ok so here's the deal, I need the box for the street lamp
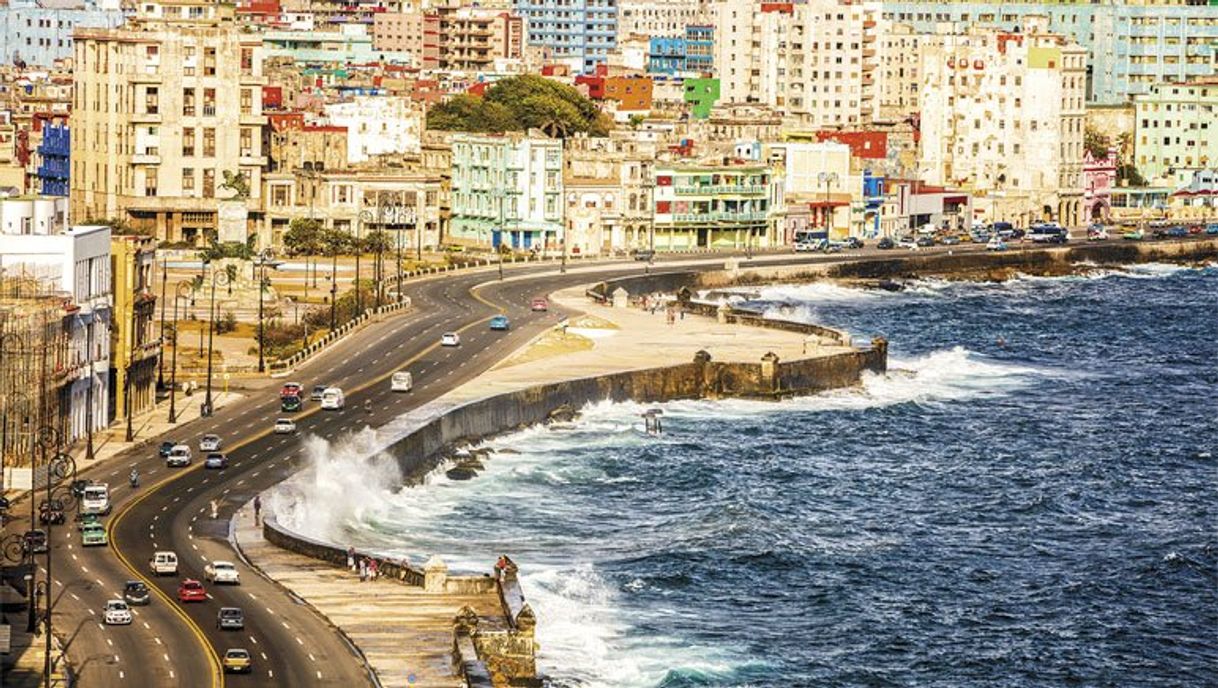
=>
[157,252,168,390]
[355,209,369,319]
[168,281,194,423]
[254,249,275,373]
[201,264,230,418]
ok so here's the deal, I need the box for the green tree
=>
[321,227,350,257]
[283,218,324,256]
[362,230,392,255]
[1084,127,1111,161]
[426,75,609,138]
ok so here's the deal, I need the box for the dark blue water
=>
[355,263,1218,687]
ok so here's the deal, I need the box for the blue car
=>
[489,315,510,331]
[204,453,228,470]
[1207,224,1218,235]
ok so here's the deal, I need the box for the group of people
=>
[347,546,381,582]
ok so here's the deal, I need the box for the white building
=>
[0,194,68,235]
[449,133,564,251]
[917,19,1087,227]
[323,96,424,164]
[0,216,111,445]
[618,0,705,40]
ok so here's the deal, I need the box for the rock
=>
[446,466,478,481]
[547,404,579,423]
[496,448,520,455]
[457,458,485,471]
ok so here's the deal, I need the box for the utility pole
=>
[156,252,167,390]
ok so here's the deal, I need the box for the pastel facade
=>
[515,0,616,72]
[323,96,424,164]
[0,0,123,67]
[450,133,564,250]
[1133,77,1218,185]
[651,164,776,250]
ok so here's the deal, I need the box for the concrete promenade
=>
[232,501,503,688]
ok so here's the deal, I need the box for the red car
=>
[177,579,207,603]
[279,382,302,398]
[530,298,549,312]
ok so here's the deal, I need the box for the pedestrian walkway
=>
[232,502,501,688]
[0,618,70,688]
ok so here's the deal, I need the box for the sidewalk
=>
[0,617,69,688]
[232,502,501,688]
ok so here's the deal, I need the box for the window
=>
[182,167,195,191]
[204,48,216,76]
[240,128,252,156]
[183,88,195,116]
[203,169,215,198]
[203,128,215,157]
[203,88,216,117]
[145,173,157,197]
[241,48,253,74]
[240,88,252,114]
[183,127,195,156]
[272,185,288,206]
[144,87,158,114]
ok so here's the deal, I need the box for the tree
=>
[1084,127,1111,161]
[199,240,254,262]
[83,216,154,237]
[283,218,324,256]
[362,230,392,255]
[426,75,610,138]
[321,227,350,257]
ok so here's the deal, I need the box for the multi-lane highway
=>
[8,235,1207,687]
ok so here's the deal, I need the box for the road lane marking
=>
[143,622,150,629]
[81,566,89,573]
[70,593,79,601]
[155,637,162,645]
[163,653,170,662]
[308,653,316,662]
[317,671,323,679]
[107,638,113,647]
[261,652,268,660]
[295,636,303,645]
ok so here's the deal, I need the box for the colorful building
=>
[651,164,775,250]
[683,78,721,119]
[1083,148,1118,222]
[515,0,617,73]
[1133,76,1218,185]
[0,0,123,67]
[36,121,69,196]
[449,133,564,251]
[648,25,714,75]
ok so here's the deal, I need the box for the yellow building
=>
[109,235,159,424]
[70,0,268,244]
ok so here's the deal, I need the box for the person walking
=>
[253,495,262,525]
[369,559,379,582]
[358,557,368,582]
[347,547,356,572]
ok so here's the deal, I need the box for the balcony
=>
[132,152,161,165]
[130,72,162,84]
[675,184,767,196]
[714,211,768,223]
[131,112,162,124]
[202,105,217,117]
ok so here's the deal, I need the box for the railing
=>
[674,184,767,196]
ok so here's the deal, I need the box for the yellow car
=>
[222,648,252,673]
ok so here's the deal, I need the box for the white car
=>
[320,387,345,410]
[103,599,133,625]
[166,445,192,467]
[441,332,461,347]
[199,434,222,452]
[273,418,296,434]
[204,560,241,585]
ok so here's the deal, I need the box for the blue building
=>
[515,0,617,73]
[880,1,1218,105]
[862,170,885,237]
[0,0,124,67]
[37,123,69,196]
[647,25,714,76]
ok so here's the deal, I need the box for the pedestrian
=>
[347,547,356,572]
[369,559,379,581]
[358,557,367,582]
[253,495,262,525]
[209,499,219,519]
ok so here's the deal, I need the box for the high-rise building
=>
[880,1,1218,105]
[515,0,617,73]
[449,133,564,250]
[1133,76,1218,185]
[918,19,1087,227]
[618,0,705,41]
[0,0,123,67]
[70,1,267,244]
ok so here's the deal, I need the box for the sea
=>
[281,262,1218,687]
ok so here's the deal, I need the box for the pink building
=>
[1084,148,1117,223]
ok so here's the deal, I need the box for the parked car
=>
[38,504,65,525]
[123,581,151,606]
[1087,225,1109,241]
[204,560,241,585]
[986,236,1008,252]
[1205,223,1218,235]
[631,249,655,261]
[23,529,48,554]
[896,237,918,249]
[204,453,229,470]
[273,418,297,434]
[177,579,207,603]
[81,523,108,547]
[530,297,549,312]
[76,512,101,531]
[991,221,1015,238]
[876,237,895,250]
[310,385,328,402]
[217,607,245,631]
[158,441,177,458]
[915,236,936,248]
[845,237,864,249]
[199,434,222,452]
[1166,225,1189,238]
[391,371,413,392]
[441,332,461,347]
[940,235,961,246]
[793,241,817,252]
[281,395,302,412]
[1123,229,1145,241]
[223,649,253,673]
[103,600,133,625]
[166,445,192,467]
[489,315,510,331]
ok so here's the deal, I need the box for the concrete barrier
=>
[263,515,426,586]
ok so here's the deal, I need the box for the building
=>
[36,120,69,196]
[108,234,158,425]
[0,193,67,235]
[449,133,564,250]
[1083,147,1118,222]
[70,1,268,244]
[323,96,424,165]
[918,20,1087,227]
[0,217,111,448]
[710,0,880,128]
[766,141,856,238]
[262,24,415,66]
[683,78,720,119]
[651,163,775,250]
[880,1,1218,106]
[372,12,437,62]
[563,133,663,255]
[266,114,349,174]
[434,5,525,72]
[515,0,617,73]
[0,0,123,67]
[648,24,714,76]
[618,0,705,42]
[1133,77,1218,185]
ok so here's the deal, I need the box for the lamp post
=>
[168,281,193,423]
[329,234,340,332]
[157,253,168,390]
[202,264,230,418]
[355,209,367,319]
[254,249,275,374]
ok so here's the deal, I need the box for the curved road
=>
[17,235,1187,687]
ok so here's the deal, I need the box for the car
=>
[310,385,327,402]
[530,297,549,312]
[80,483,111,515]
[123,581,151,606]
[204,560,241,585]
[991,221,1015,237]
[896,237,917,249]
[1009,228,1026,240]
[280,382,303,398]
[916,236,936,248]
[823,241,845,253]
[1028,223,1069,244]
[38,503,65,525]
[166,444,192,467]
[81,523,108,547]
[1087,225,1109,241]
[320,387,345,410]
[223,648,253,673]
[217,607,245,631]
[103,600,133,625]
[23,529,48,554]
[1123,229,1145,241]
[845,237,864,249]
[177,579,207,603]
[876,237,895,250]
[940,235,961,246]
[281,394,302,412]
[1206,223,1218,235]
[441,332,461,347]
[150,551,178,576]
[793,241,816,252]
[631,248,655,261]
[199,434,222,452]
[76,512,102,531]
[1166,225,1189,238]
[390,371,414,392]
[158,441,177,458]
[204,453,229,470]
[986,236,1008,251]
[273,418,297,434]
[489,315,510,331]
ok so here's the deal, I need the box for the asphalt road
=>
[10,234,1207,687]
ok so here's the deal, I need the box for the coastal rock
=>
[457,458,485,472]
[547,404,579,423]
[496,448,520,455]
[446,466,478,481]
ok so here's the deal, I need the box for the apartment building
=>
[563,133,663,254]
[449,133,564,251]
[1133,76,1218,185]
[648,24,714,76]
[710,0,880,128]
[618,0,705,40]
[109,234,158,424]
[323,96,424,164]
[373,11,439,66]
[880,1,1218,105]
[0,0,123,67]
[918,20,1087,227]
[651,163,776,250]
[515,0,617,73]
[70,1,268,244]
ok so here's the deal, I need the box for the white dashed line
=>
[154,637,162,645]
